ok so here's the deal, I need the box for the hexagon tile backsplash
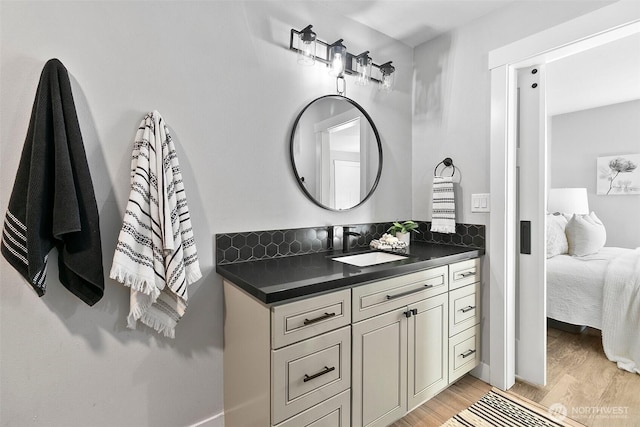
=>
[215,221,485,265]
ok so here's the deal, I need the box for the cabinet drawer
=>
[272,289,351,349]
[449,283,480,337]
[352,266,448,322]
[449,258,480,291]
[449,325,480,383]
[272,326,351,424]
[274,390,350,427]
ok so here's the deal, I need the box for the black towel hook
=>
[434,157,456,177]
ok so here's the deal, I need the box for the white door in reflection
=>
[327,118,361,209]
[334,160,360,209]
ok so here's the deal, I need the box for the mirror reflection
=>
[290,95,382,210]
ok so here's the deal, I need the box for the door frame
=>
[488,0,640,390]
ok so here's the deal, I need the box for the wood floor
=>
[510,326,640,427]
[391,326,640,427]
[390,375,491,426]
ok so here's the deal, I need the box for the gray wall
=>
[412,0,612,373]
[550,100,640,248]
[0,2,412,426]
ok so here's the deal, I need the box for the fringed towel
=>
[1,58,104,305]
[110,111,202,338]
[430,176,456,234]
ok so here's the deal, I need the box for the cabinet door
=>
[407,293,448,411]
[352,307,407,427]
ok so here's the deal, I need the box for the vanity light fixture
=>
[296,25,317,66]
[289,24,395,90]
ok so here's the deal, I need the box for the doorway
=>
[488,2,640,390]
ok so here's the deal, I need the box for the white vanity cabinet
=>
[222,257,481,427]
[447,258,481,384]
[351,266,450,427]
[224,283,352,427]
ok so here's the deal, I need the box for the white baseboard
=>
[470,362,491,384]
[189,364,489,427]
[189,411,224,427]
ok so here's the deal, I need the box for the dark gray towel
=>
[1,58,104,306]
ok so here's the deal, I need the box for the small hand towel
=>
[110,111,202,338]
[430,176,456,234]
[1,58,104,305]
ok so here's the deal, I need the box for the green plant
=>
[387,220,420,234]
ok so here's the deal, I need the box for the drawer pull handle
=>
[303,366,335,382]
[386,284,434,300]
[460,305,476,313]
[458,271,476,278]
[460,349,476,359]
[303,312,336,325]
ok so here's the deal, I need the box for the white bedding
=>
[602,248,640,374]
[546,247,630,329]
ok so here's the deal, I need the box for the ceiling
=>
[312,1,640,114]
[313,0,517,47]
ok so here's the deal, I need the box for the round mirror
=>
[290,95,383,211]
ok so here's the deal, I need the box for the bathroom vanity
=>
[218,242,482,427]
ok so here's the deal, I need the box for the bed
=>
[547,247,629,330]
[546,212,640,373]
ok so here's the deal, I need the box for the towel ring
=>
[434,157,456,177]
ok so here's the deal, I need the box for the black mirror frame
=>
[289,95,383,211]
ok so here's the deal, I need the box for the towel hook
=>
[434,157,456,177]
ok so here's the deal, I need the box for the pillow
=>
[546,213,568,258]
[565,212,607,256]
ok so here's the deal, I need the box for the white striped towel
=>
[430,176,456,234]
[110,111,202,338]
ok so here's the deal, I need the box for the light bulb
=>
[328,39,347,77]
[330,53,344,76]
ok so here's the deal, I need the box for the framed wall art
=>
[597,153,640,195]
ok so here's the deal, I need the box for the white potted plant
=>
[387,221,420,246]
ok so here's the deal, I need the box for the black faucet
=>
[342,226,362,253]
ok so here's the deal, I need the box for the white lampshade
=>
[547,188,589,214]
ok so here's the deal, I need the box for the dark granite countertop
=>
[216,242,484,305]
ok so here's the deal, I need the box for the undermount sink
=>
[332,251,408,267]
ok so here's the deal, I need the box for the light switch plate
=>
[471,193,490,212]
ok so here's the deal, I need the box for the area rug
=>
[442,388,585,427]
